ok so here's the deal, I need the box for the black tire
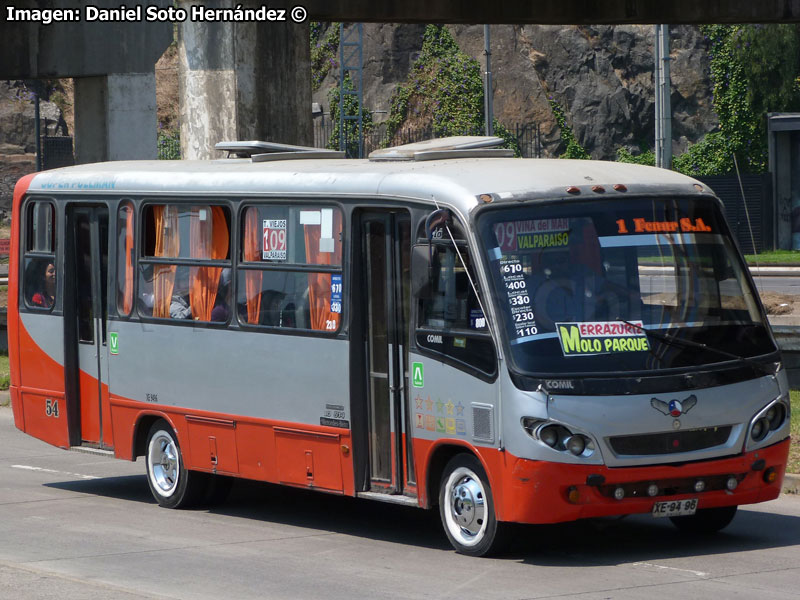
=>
[438,454,506,556]
[669,505,738,534]
[145,420,206,508]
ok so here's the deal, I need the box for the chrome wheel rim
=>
[148,430,179,497]
[444,467,487,546]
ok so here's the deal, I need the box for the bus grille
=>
[608,426,732,457]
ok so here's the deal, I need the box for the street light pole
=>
[654,24,672,169]
[484,25,493,136]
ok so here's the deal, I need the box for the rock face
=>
[313,24,716,159]
[0,81,69,211]
[0,154,35,216]
[0,81,68,154]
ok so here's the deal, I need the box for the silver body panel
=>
[20,157,784,470]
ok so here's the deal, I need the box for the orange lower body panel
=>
[490,439,789,524]
[109,398,355,497]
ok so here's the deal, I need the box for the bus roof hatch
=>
[368,136,512,162]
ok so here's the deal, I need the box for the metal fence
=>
[696,174,772,254]
[157,134,181,160]
[41,136,74,170]
[312,120,542,158]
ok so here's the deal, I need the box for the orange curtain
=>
[122,204,134,315]
[189,206,229,321]
[152,205,179,318]
[243,207,262,324]
[304,210,342,331]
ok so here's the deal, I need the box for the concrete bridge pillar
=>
[74,73,158,163]
[178,0,312,159]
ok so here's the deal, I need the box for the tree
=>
[674,24,800,176]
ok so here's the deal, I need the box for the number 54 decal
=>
[45,399,60,418]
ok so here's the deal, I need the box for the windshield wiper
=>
[616,318,774,374]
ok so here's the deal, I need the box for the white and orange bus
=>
[9,137,790,555]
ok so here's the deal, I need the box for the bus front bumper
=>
[496,438,790,524]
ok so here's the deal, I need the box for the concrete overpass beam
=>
[74,73,158,164]
[178,0,311,160]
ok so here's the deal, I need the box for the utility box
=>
[768,113,800,250]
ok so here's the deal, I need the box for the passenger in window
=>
[28,261,56,308]
[170,269,192,319]
[139,266,155,315]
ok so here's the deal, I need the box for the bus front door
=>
[359,210,415,495]
[65,206,111,448]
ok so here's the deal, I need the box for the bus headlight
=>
[750,418,769,442]
[541,426,559,448]
[766,403,786,431]
[747,394,790,450]
[522,419,596,458]
[565,435,585,456]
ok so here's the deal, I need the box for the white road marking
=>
[11,464,99,480]
[632,562,709,578]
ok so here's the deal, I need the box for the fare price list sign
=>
[499,257,537,339]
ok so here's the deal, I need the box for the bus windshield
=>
[476,196,777,375]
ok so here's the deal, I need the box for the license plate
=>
[652,498,698,518]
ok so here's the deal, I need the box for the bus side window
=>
[237,204,343,333]
[116,201,135,317]
[415,241,496,376]
[138,204,231,323]
[23,201,57,311]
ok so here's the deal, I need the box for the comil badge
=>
[650,395,697,417]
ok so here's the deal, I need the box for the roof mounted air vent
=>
[368,136,513,162]
[215,141,345,161]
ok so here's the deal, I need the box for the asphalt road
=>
[1,405,799,600]
[754,276,800,295]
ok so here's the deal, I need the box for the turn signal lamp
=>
[763,467,777,484]
[567,486,580,504]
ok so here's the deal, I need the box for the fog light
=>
[647,483,659,497]
[694,480,706,493]
[567,486,580,504]
[565,435,586,456]
[726,476,738,491]
[613,486,625,500]
[763,467,777,484]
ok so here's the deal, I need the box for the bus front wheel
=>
[439,454,505,556]
[669,505,738,534]
[145,420,204,508]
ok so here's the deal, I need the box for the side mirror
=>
[425,208,451,243]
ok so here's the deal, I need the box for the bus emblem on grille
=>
[651,395,697,417]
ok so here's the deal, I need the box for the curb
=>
[783,473,800,495]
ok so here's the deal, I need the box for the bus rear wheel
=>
[439,454,505,556]
[669,505,738,534]
[145,420,204,508]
